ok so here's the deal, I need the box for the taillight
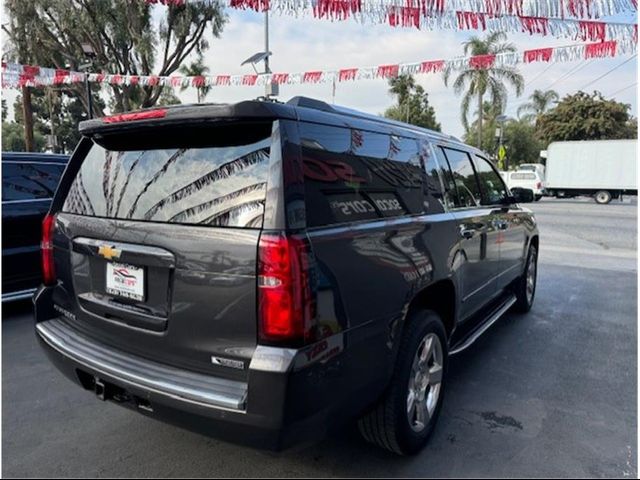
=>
[536,182,542,189]
[41,214,56,286]
[257,232,316,346]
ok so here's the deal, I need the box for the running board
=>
[450,294,517,355]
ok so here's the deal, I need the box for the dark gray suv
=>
[34,97,538,455]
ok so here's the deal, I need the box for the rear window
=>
[62,123,273,228]
[510,172,537,180]
[299,123,445,228]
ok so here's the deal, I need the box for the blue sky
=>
[2,6,637,138]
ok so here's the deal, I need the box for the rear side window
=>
[299,123,443,228]
[472,155,508,205]
[2,162,65,201]
[439,147,481,208]
[62,123,272,228]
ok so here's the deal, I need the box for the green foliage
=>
[157,88,182,106]
[2,121,46,152]
[502,119,544,167]
[13,88,106,153]
[443,31,524,148]
[464,102,543,168]
[537,91,637,143]
[1,99,7,120]
[517,89,559,123]
[384,75,441,131]
[180,57,211,103]
[3,0,227,113]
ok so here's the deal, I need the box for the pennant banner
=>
[146,0,637,21]
[143,0,638,42]
[2,40,635,89]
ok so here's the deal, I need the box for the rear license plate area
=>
[106,262,145,302]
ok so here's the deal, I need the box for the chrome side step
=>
[450,294,517,355]
[2,288,37,303]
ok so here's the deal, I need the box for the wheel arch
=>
[404,279,457,341]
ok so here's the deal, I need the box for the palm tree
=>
[444,31,524,148]
[180,59,211,103]
[517,89,559,122]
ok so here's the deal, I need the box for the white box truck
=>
[545,139,637,204]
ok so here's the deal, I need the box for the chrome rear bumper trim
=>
[36,318,247,412]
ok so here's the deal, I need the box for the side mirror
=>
[510,187,535,204]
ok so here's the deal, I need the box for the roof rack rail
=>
[286,96,460,143]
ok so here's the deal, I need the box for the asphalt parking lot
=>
[2,197,637,478]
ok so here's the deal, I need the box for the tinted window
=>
[300,123,440,227]
[62,124,272,228]
[473,155,508,205]
[2,162,65,201]
[440,147,481,208]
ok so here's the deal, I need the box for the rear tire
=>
[594,190,612,204]
[357,311,448,455]
[513,244,537,313]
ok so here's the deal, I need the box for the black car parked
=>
[2,152,68,302]
[34,98,538,455]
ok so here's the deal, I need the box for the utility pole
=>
[264,10,270,75]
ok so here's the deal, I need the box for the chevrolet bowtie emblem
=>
[98,245,121,260]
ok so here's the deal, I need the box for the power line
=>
[525,61,558,87]
[607,82,637,97]
[579,54,638,90]
[544,59,595,90]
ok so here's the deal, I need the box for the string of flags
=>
[2,39,633,90]
[145,0,637,20]
[141,0,638,43]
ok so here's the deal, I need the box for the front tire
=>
[513,244,538,313]
[358,311,448,455]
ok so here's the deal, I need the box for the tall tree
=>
[443,31,524,148]
[3,0,226,115]
[384,75,441,131]
[537,91,637,143]
[517,89,559,122]
[13,88,106,153]
[180,57,211,103]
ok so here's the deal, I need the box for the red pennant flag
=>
[377,64,400,78]
[303,71,323,83]
[242,74,258,86]
[54,69,70,85]
[192,76,205,87]
[129,76,139,85]
[271,73,289,84]
[520,16,549,36]
[585,40,618,59]
[215,75,230,86]
[420,60,445,73]
[578,21,607,42]
[469,54,496,69]
[523,47,553,63]
[147,75,160,86]
[338,68,358,82]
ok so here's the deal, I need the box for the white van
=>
[507,170,545,201]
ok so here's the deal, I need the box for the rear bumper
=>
[33,287,351,451]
